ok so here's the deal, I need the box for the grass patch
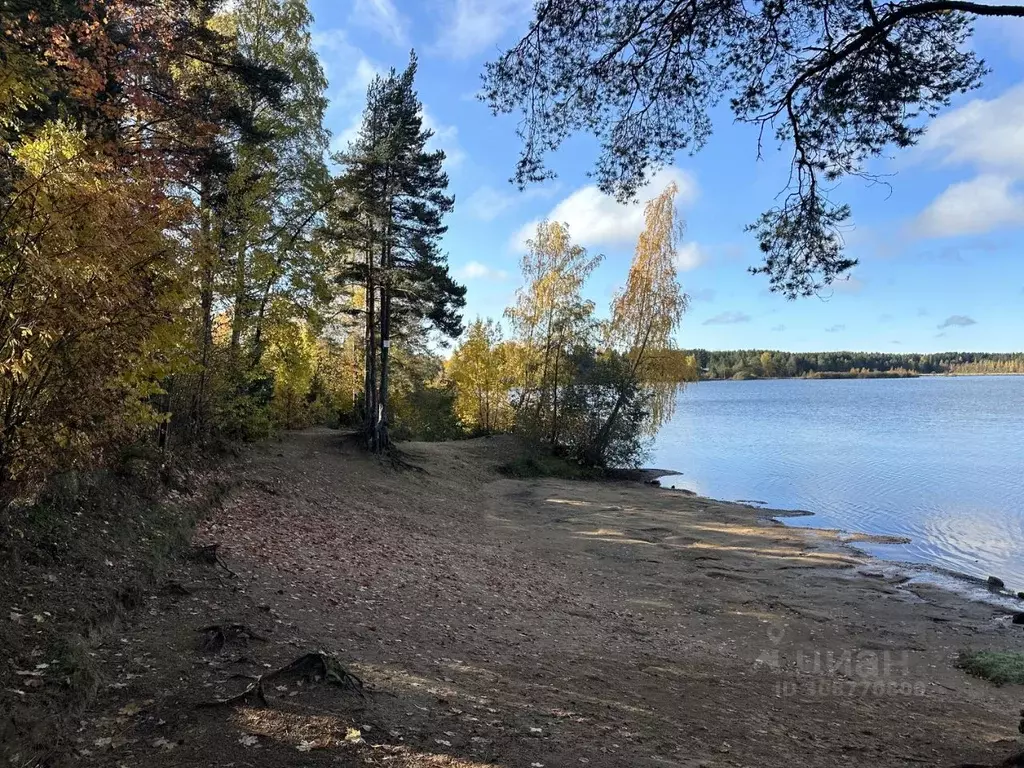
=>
[957,650,1024,686]
[498,452,604,480]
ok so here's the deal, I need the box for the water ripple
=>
[653,376,1024,590]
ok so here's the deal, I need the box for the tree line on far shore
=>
[678,350,1024,381]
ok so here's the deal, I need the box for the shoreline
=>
[642,467,1024,612]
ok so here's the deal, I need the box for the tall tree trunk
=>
[190,178,214,441]
[373,185,394,454]
[364,248,377,446]
[586,324,654,466]
[230,244,247,350]
[550,344,561,445]
[377,284,391,452]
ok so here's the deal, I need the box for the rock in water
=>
[988,576,1005,590]
[1013,613,1024,625]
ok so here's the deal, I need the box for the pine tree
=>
[332,53,465,452]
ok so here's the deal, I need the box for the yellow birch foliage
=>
[607,182,696,432]
[505,221,602,431]
[445,318,513,433]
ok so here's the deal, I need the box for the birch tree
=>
[584,182,695,466]
[505,221,602,444]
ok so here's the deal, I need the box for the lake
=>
[650,375,1024,590]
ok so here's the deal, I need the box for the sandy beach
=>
[59,428,1024,767]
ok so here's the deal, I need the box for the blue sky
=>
[308,0,1023,353]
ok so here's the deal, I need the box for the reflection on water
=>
[650,375,1024,590]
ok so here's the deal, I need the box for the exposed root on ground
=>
[385,452,428,474]
[199,652,364,708]
[958,747,1024,767]
[192,542,236,577]
[198,624,267,653]
[159,580,192,596]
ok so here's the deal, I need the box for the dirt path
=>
[73,429,1023,767]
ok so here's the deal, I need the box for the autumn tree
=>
[483,0,1024,297]
[446,319,513,434]
[0,0,272,501]
[0,0,330,503]
[331,53,465,453]
[505,221,602,445]
[583,182,694,466]
[170,0,332,440]
[0,123,183,506]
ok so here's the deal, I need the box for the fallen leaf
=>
[345,728,363,744]
[296,741,315,752]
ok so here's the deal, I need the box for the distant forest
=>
[675,351,1024,381]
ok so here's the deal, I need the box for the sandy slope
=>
[73,429,1024,767]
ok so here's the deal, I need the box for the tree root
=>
[385,449,428,474]
[198,624,267,653]
[958,748,1024,767]
[160,580,193,596]
[193,542,236,577]
[198,651,364,708]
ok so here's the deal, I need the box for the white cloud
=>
[464,186,516,221]
[510,167,699,253]
[912,84,1024,238]
[458,261,508,281]
[703,311,751,326]
[312,30,381,154]
[421,107,466,169]
[350,0,409,45]
[674,242,706,272]
[433,0,534,60]
[913,175,1024,238]
[918,84,1024,174]
[463,182,562,221]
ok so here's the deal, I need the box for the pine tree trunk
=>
[364,254,377,447]
[374,196,393,454]
[376,288,391,453]
[191,179,215,441]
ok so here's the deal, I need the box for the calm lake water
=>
[650,376,1024,590]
